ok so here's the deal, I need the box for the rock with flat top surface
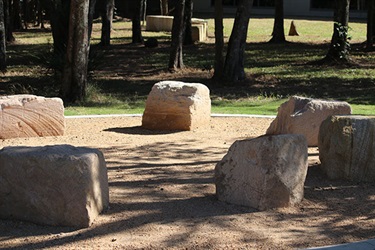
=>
[0,95,65,139]
[0,145,109,228]
[319,115,375,182]
[266,96,351,146]
[215,134,308,211]
[142,81,211,131]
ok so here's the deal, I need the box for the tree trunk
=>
[88,0,97,42]
[168,0,185,71]
[269,0,286,43]
[22,0,28,29]
[35,0,44,28]
[100,0,114,46]
[324,0,351,64]
[160,0,168,15]
[4,0,15,42]
[61,0,90,103]
[142,0,146,24]
[213,0,224,80]
[222,0,253,82]
[0,0,7,71]
[12,0,23,30]
[132,0,143,44]
[50,0,70,58]
[367,0,374,50]
[183,0,193,45]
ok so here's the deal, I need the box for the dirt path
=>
[1,116,375,249]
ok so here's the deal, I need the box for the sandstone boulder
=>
[0,95,65,139]
[266,96,351,146]
[0,145,109,228]
[142,81,211,130]
[318,115,375,182]
[215,134,308,210]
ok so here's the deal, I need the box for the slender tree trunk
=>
[4,0,15,42]
[160,0,168,15]
[22,0,28,29]
[222,0,253,82]
[142,0,146,24]
[61,0,90,103]
[35,0,43,28]
[50,0,70,59]
[324,0,351,63]
[100,0,114,46]
[169,0,185,71]
[12,0,23,30]
[88,0,97,42]
[367,0,375,50]
[213,0,224,80]
[184,0,193,45]
[132,0,143,44]
[0,0,7,71]
[269,0,286,43]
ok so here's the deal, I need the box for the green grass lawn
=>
[64,98,375,116]
[2,17,375,116]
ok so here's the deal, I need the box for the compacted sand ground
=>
[1,116,375,249]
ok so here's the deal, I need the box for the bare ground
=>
[1,116,375,250]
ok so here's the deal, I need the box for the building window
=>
[253,0,275,7]
[311,0,367,11]
[350,0,367,11]
[210,0,275,7]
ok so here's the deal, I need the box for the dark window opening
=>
[311,0,367,11]
[210,0,275,7]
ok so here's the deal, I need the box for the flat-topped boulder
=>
[0,95,65,139]
[146,16,208,42]
[0,145,109,228]
[142,81,211,131]
[266,96,351,146]
[215,134,308,211]
[319,115,375,182]
[146,15,174,31]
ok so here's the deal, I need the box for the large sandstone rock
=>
[318,115,375,182]
[142,81,211,131]
[146,15,174,31]
[266,96,351,146]
[215,134,308,210]
[0,145,109,228]
[0,95,65,139]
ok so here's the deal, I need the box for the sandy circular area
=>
[1,116,374,249]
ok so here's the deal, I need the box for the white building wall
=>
[284,0,309,16]
[194,1,211,12]
[193,0,366,19]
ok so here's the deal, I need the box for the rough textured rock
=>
[0,95,65,139]
[142,81,211,131]
[318,115,375,182]
[0,145,109,228]
[266,96,351,146]
[215,134,308,211]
